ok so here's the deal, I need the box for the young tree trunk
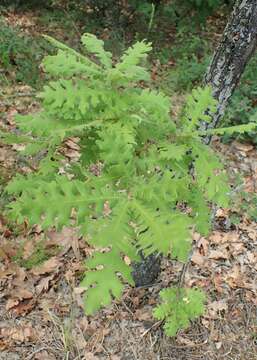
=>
[203,0,257,142]
[132,0,257,287]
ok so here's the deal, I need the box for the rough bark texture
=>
[132,0,257,287]
[132,252,161,287]
[203,0,257,141]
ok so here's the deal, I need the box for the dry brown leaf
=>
[208,249,229,260]
[0,325,36,343]
[209,231,239,244]
[177,335,196,346]
[215,341,222,350]
[11,299,36,317]
[134,307,152,321]
[213,273,224,294]
[229,242,245,255]
[0,339,9,351]
[84,352,99,360]
[191,250,207,266]
[224,265,253,290]
[207,300,228,318]
[65,137,80,150]
[192,232,201,242]
[72,328,87,350]
[36,275,54,294]
[0,266,17,279]
[23,240,35,260]
[246,251,256,264]
[47,227,80,258]
[34,350,57,360]
[215,208,228,217]
[197,237,209,255]
[6,298,19,311]
[31,257,61,276]
[233,141,254,153]
[14,266,27,283]
[12,287,33,301]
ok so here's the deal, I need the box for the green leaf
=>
[82,248,134,315]
[7,176,119,229]
[85,200,139,261]
[81,33,112,69]
[132,201,192,261]
[153,287,205,336]
[159,143,187,160]
[182,86,217,131]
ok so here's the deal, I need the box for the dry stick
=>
[177,252,193,290]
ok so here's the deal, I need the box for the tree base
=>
[132,252,161,287]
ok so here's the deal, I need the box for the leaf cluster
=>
[2,32,252,336]
[153,287,205,336]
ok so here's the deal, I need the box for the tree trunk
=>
[132,0,257,287]
[203,0,257,142]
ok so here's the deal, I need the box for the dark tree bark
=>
[203,0,257,141]
[132,0,257,287]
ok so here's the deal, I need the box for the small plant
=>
[2,33,255,336]
[153,287,205,336]
[0,18,52,86]
[13,241,51,269]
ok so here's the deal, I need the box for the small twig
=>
[140,320,163,338]
[121,300,134,316]
[178,250,193,289]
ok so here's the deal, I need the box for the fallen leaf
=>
[213,273,224,294]
[209,231,239,244]
[84,353,99,360]
[233,141,254,153]
[177,335,196,346]
[224,265,253,290]
[65,137,80,150]
[0,339,9,350]
[11,299,36,316]
[23,240,35,260]
[47,227,80,258]
[36,275,54,294]
[12,288,33,301]
[209,249,229,260]
[229,242,245,255]
[191,250,206,266]
[215,341,222,350]
[35,350,57,360]
[197,237,209,255]
[6,298,19,311]
[207,300,228,318]
[134,307,152,321]
[0,325,36,343]
[31,257,61,276]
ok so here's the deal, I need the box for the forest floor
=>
[0,5,257,360]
